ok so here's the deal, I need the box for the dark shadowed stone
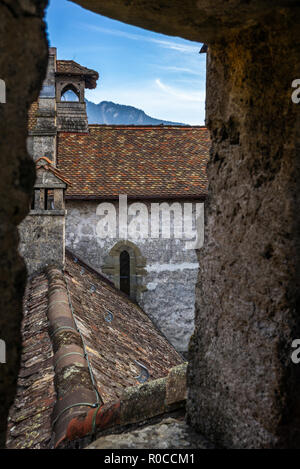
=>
[0,0,48,448]
[187,12,300,448]
[70,0,297,43]
[86,417,214,449]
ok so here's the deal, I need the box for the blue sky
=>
[46,0,206,125]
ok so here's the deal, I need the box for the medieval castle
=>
[21,47,209,354]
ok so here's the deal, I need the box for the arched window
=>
[120,250,130,296]
[60,84,79,102]
[102,241,147,301]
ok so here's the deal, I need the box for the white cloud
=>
[154,65,202,76]
[155,78,205,103]
[78,23,200,54]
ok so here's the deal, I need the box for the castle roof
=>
[57,125,210,199]
[56,60,99,89]
[35,157,72,186]
[6,252,183,449]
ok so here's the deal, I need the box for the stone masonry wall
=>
[187,11,300,448]
[27,48,57,163]
[0,0,48,448]
[65,199,203,353]
[19,214,65,276]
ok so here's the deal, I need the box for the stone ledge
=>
[86,417,214,449]
[29,210,66,216]
[61,362,187,448]
[28,129,57,136]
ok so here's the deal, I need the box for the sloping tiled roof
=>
[35,157,72,186]
[64,363,188,448]
[7,254,183,449]
[56,60,99,89]
[57,125,210,199]
[64,250,183,404]
[6,273,56,449]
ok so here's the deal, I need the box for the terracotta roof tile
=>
[36,157,72,186]
[57,125,210,199]
[65,251,183,404]
[56,60,99,89]
[7,254,183,448]
[6,273,55,449]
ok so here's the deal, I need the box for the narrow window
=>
[44,189,48,210]
[120,250,130,296]
[47,189,54,210]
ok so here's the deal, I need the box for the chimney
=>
[19,158,70,275]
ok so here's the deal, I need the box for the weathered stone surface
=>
[187,12,300,448]
[0,0,48,448]
[19,214,66,275]
[18,162,68,275]
[166,363,187,406]
[121,378,167,426]
[71,0,297,43]
[6,273,55,449]
[65,200,202,352]
[28,48,57,164]
[86,417,213,449]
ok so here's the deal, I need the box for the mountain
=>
[85,99,186,126]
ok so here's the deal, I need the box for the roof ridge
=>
[45,265,102,447]
[36,156,72,186]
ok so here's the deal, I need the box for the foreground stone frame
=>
[0,0,49,448]
[0,0,299,449]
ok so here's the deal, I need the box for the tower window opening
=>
[61,87,79,102]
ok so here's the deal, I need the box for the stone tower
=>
[55,59,99,133]
[27,48,99,163]
[27,47,57,163]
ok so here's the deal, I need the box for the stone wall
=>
[56,102,88,133]
[0,0,48,448]
[27,47,57,163]
[19,213,65,276]
[187,12,300,448]
[65,199,203,353]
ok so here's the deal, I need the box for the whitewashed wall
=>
[65,199,204,354]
